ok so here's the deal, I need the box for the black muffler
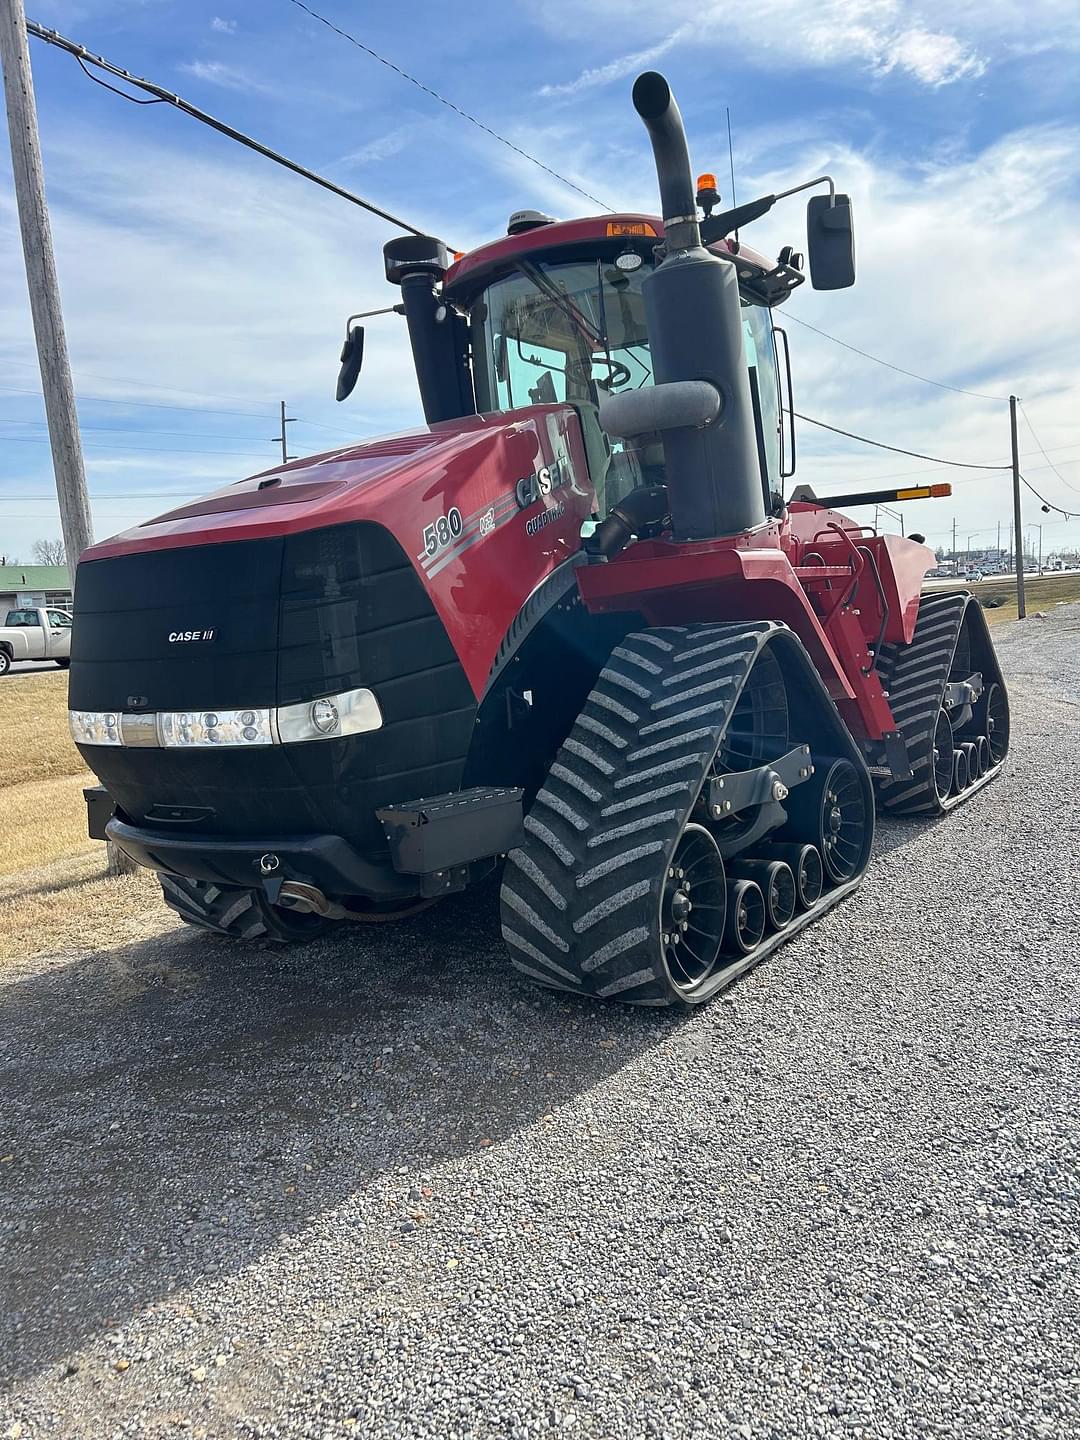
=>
[621,72,767,542]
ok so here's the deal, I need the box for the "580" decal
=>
[422,507,463,557]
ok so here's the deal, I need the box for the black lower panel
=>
[73,521,478,859]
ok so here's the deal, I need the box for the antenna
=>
[725,105,738,245]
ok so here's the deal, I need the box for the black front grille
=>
[71,522,477,855]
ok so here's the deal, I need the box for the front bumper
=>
[104,814,415,902]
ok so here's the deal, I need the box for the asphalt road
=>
[1,609,1077,1440]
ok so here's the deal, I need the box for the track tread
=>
[875,591,1008,815]
[501,623,769,1005]
[160,874,270,939]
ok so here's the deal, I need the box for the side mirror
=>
[807,194,855,289]
[336,325,365,401]
[494,331,508,384]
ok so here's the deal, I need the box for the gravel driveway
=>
[1,609,1077,1440]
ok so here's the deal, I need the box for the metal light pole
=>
[1009,395,1026,619]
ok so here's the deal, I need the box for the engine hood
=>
[83,412,541,562]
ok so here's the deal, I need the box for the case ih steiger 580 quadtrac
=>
[72,73,1009,1007]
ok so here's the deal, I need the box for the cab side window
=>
[5,610,36,627]
[47,611,71,628]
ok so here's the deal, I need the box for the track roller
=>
[723,879,766,955]
[729,859,796,931]
[762,842,823,909]
[953,747,969,792]
[960,738,979,781]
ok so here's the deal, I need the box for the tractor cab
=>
[340,212,797,521]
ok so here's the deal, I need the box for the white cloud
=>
[210,17,237,34]
[537,29,689,97]
[179,61,270,95]
[535,0,1080,92]
[339,127,416,166]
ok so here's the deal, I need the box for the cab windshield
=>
[466,255,782,510]
[469,257,652,414]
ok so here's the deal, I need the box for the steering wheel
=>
[593,357,632,391]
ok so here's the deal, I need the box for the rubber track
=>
[874,591,997,815]
[159,875,270,940]
[501,623,771,1006]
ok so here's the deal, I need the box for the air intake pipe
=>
[624,72,767,541]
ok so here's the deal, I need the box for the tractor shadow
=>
[0,879,688,1386]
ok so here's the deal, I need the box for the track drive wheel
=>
[160,876,336,943]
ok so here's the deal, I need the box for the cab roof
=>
[443,213,794,305]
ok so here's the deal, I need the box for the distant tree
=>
[934,546,946,562]
[0,555,20,566]
[31,537,67,566]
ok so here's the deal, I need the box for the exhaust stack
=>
[625,72,767,541]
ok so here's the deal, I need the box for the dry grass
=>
[0,772,102,876]
[0,669,86,786]
[968,572,1080,625]
[0,668,99,875]
[0,853,168,967]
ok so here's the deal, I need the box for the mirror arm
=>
[343,303,404,338]
[773,175,836,206]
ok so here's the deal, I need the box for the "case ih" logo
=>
[168,629,215,643]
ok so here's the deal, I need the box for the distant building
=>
[0,564,72,614]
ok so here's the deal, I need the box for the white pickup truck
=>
[0,605,73,675]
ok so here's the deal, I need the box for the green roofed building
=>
[0,565,72,615]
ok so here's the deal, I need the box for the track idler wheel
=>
[932,708,954,804]
[729,859,796,932]
[761,842,823,910]
[781,758,871,884]
[980,681,1009,765]
[723,879,766,956]
[976,735,990,776]
[660,824,729,994]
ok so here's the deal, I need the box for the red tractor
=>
[71,73,1008,1006]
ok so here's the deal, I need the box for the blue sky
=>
[2,0,1079,561]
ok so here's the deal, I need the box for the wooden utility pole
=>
[1009,395,1026,619]
[0,0,92,568]
[273,400,295,465]
[2,3,135,875]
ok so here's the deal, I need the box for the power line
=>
[1018,399,1080,496]
[0,418,266,441]
[285,0,614,212]
[784,313,1008,402]
[0,383,276,419]
[1,357,277,410]
[2,435,273,458]
[25,21,456,247]
[792,412,1012,470]
[1019,473,1079,520]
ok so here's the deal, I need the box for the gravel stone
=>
[0,607,1078,1439]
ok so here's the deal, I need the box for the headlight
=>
[69,710,123,746]
[160,708,274,748]
[68,688,382,749]
[276,688,382,743]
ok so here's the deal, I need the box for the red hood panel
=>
[81,406,596,699]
